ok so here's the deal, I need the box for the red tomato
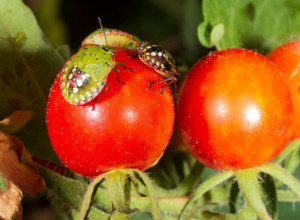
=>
[176,48,295,170]
[46,50,174,177]
[267,41,300,138]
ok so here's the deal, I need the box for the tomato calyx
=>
[179,161,300,220]
[79,169,160,220]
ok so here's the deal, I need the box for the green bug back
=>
[60,45,115,105]
[82,28,140,49]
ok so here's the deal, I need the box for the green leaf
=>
[33,0,68,46]
[198,0,300,52]
[0,0,66,160]
[37,165,87,210]
[50,194,71,220]
[38,164,114,219]
[0,0,65,115]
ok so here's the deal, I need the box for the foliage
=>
[0,0,300,219]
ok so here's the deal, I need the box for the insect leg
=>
[115,62,133,72]
[128,52,138,58]
[92,82,108,111]
[111,67,126,85]
[149,76,177,94]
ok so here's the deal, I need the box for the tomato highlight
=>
[46,50,174,177]
[176,48,295,170]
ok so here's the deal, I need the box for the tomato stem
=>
[178,170,234,219]
[155,161,204,197]
[79,169,161,219]
[105,170,131,213]
[110,211,130,220]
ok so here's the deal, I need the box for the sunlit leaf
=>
[0,0,66,160]
[198,0,300,52]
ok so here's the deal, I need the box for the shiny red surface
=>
[176,49,295,170]
[268,41,300,138]
[47,50,174,177]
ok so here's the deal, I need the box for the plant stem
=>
[178,170,234,219]
[155,162,204,197]
[105,170,131,213]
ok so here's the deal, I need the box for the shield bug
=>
[60,44,129,106]
[82,28,140,50]
[133,41,179,94]
[82,17,140,49]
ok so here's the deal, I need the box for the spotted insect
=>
[133,41,179,94]
[82,28,140,49]
[60,44,129,106]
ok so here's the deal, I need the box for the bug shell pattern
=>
[82,28,140,49]
[60,44,115,105]
[136,41,178,78]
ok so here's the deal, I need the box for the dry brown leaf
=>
[0,111,35,134]
[0,176,23,220]
[0,132,45,196]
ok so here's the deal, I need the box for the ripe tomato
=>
[46,50,174,177]
[267,41,300,138]
[176,48,295,170]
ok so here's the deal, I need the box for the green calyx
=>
[79,169,160,220]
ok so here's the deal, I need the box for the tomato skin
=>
[46,50,174,177]
[176,48,295,170]
[267,41,300,139]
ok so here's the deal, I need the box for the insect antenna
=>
[98,17,108,46]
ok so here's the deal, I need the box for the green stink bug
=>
[60,44,129,105]
[82,28,140,49]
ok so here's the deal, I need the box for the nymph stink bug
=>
[82,28,140,50]
[60,44,128,105]
[133,41,179,94]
